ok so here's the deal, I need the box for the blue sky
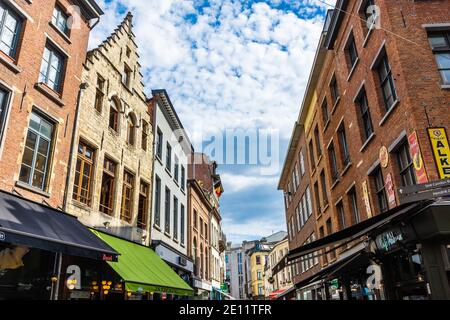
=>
[90,0,333,244]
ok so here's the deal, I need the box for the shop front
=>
[93,230,194,300]
[0,191,119,300]
[192,277,212,300]
[288,198,450,300]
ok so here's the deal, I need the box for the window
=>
[99,157,116,215]
[292,164,299,191]
[193,209,198,229]
[204,222,208,240]
[181,166,186,191]
[372,167,388,213]
[0,87,10,144]
[396,141,416,187]
[336,202,346,230]
[137,181,149,230]
[306,186,313,217]
[174,156,179,183]
[173,196,178,240]
[314,182,321,214]
[109,100,119,132]
[19,112,54,190]
[126,115,136,146]
[120,170,134,223]
[258,284,263,296]
[126,46,131,58]
[123,64,132,87]
[296,205,302,230]
[309,140,316,170]
[330,76,340,105]
[52,6,69,35]
[348,188,360,224]
[321,99,329,125]
[320,170,328,207]
[257,271,262,280]
[357,89,374,141]
[156,128,163,159]
[299,149,305,176]
[346,33,358,70]
[338,123,350,166]
[377,54,397,111]
[181,204,185,244]
[362,0,376,31]
[326,218,335,259]
[141,120,148,151]
[301,195,308,225]
[154,175,161,226]
[0,2,22,58]
[328,143,339,181]
[200,218,204,236]
[39,45,65,92]
[256,256,261,265]
[164,187,171,234]
[427,31,450,85]
[72,142,95,205]
[166,143,172,172]
[314,126,322,158]
[94,75,105,113]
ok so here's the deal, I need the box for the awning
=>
[269,289,286,300]
[288,200,433,261]
[0,191,118,261]
[91,229,194,296]
[295,249,368,290]
[276,286,296,300]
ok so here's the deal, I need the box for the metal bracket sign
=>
[398,178,450,204]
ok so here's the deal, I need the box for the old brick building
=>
[281,0,450,300]
[0,0,102,207]
[64,13,154,245]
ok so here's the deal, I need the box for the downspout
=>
[63,82,88,212]
[89,17,100,30]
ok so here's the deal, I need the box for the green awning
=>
[91,229,193,296]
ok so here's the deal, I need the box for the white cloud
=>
[220,172,279,194]
[222,216,286,245]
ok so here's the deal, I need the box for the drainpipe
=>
[63,83,89,212]
[89,17,101,30]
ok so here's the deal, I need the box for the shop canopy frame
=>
[287,200,434,262]
[0,190,119,261]
[91,229,194,297]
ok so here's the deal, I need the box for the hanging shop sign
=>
[408,131,428,184]
[375,228,405,252]
[385,173,396,208]
[0,232,5,241]
[362,180,373,218]
[428,127,450,179]
[379,146,389,168]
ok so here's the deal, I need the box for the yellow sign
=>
[428,128,450,179]
[362,180,372,218]
[379,146,389,168]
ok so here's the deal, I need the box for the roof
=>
[92,229,193,296]
[79,0,104,19]
[151,89,194,153]
[263,231,288,244]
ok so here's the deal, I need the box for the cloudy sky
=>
[90,0,334,244]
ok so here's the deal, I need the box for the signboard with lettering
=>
[0,232,5,241]
[362,180,372,218]
[385,173,396,208]
[408,131,428,184]
[428,127,450,179]
[375,228,405,252]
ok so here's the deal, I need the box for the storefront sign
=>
[366,264,382,290]
[408,131,428,184]
[0,232,5,241]
[385,173,396,208]
[102,254,113,261]
[375,229,405,252]
[379,146,389,168]
[66,265,81,290]
[362,181,373,218]
[428,127,450,179]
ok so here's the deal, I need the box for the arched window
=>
[109,99,119,132]
[127,113,136,145]
[193,238,198,276]
[200,244,204,279]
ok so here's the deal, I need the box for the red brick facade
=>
[280,0,450,288]
[0,0,98,207]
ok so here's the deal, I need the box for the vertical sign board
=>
[362,180,372,218]
[428,128,450,179]
[408,131,428,183]
[385,173,396,209]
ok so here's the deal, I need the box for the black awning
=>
[288,200,433,261]
[295,250,367,290]
[0,191,119,261]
